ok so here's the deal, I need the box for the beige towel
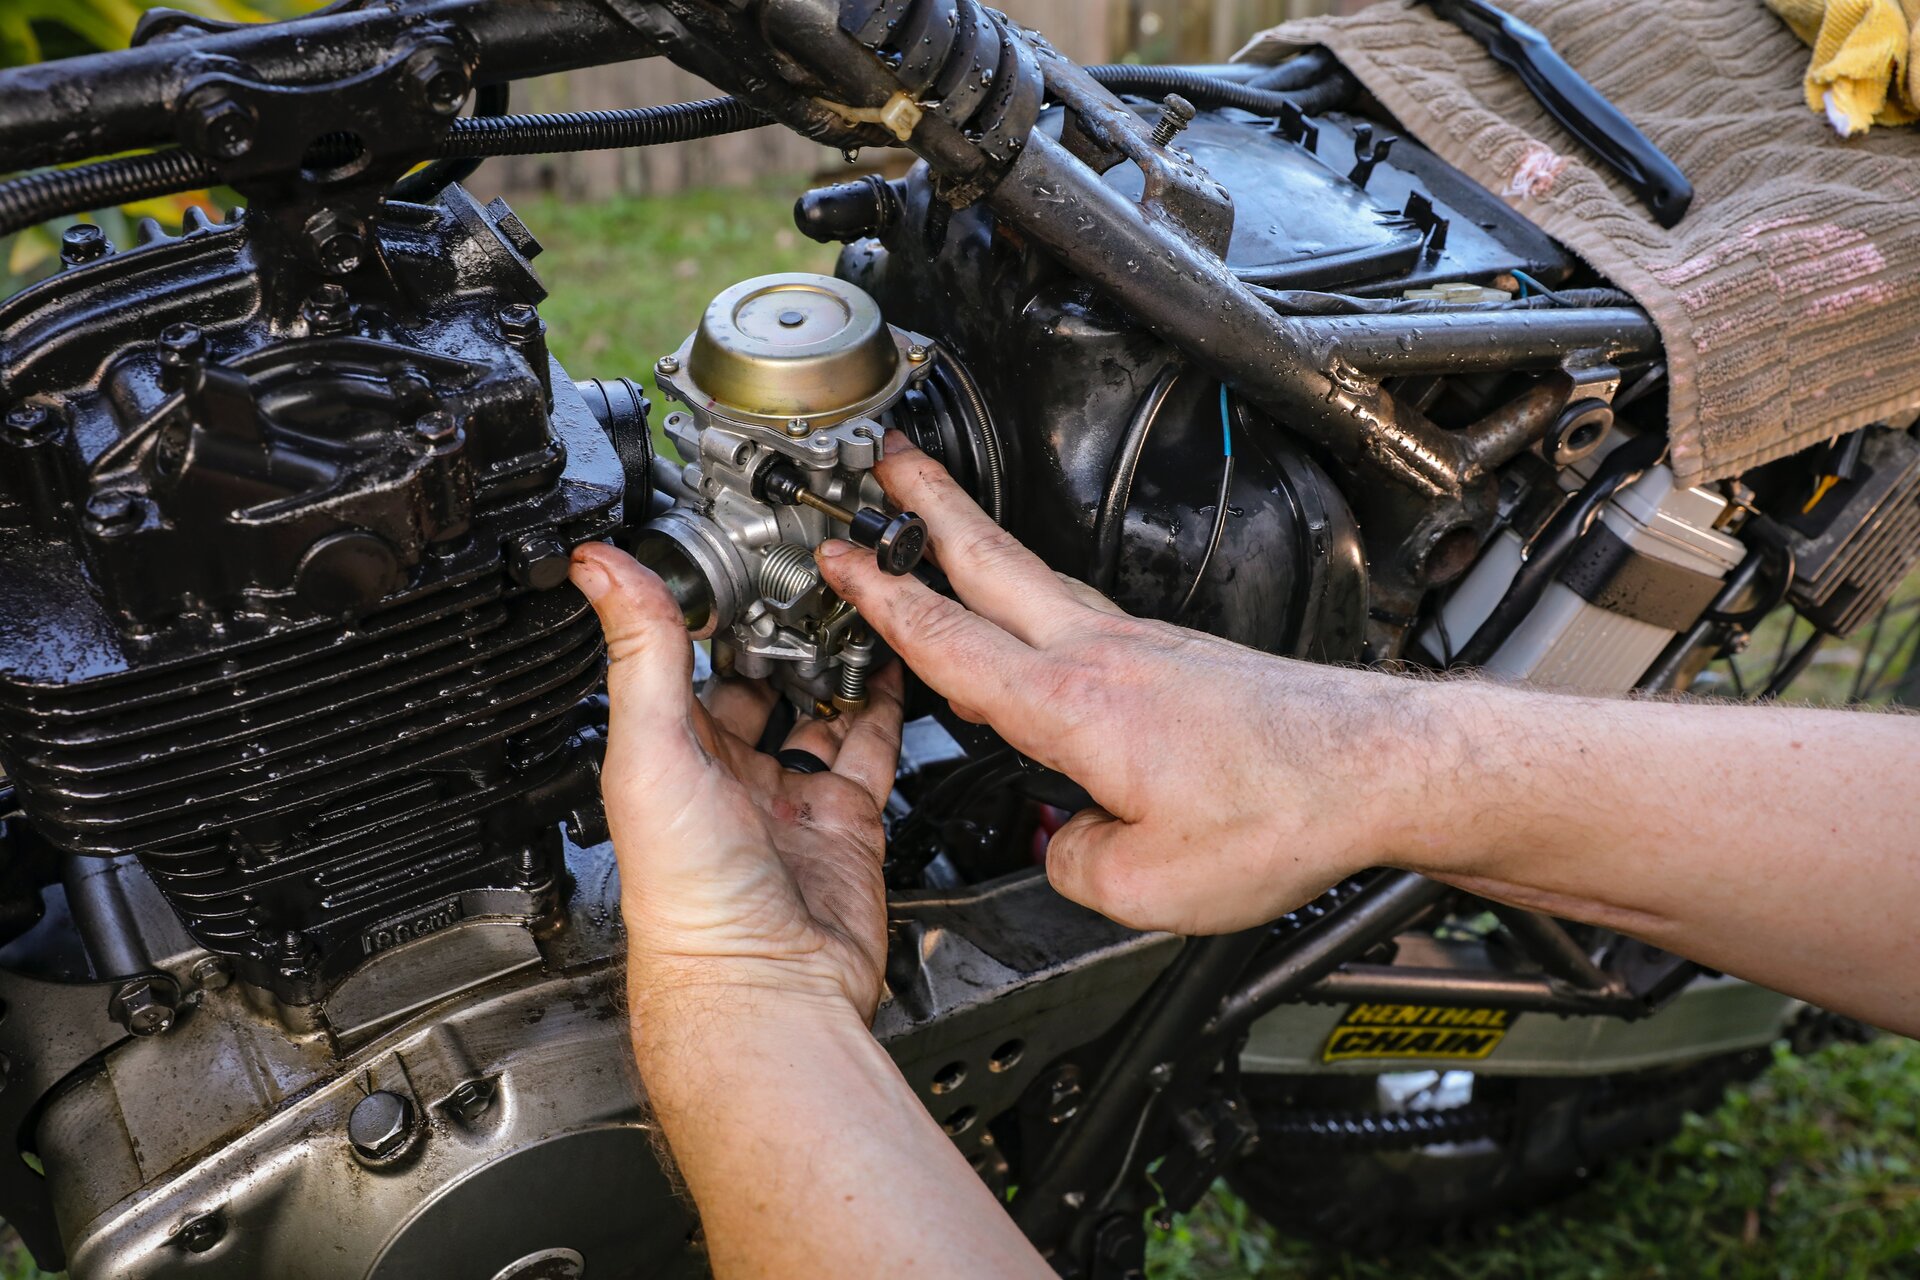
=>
[1238,0,1920,484]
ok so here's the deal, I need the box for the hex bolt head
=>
[190,955,231,991]
[349,1090,415,1161]
[499,303,542,343]
[303,284,353,335]
[113,978,178,1037]
[303,210,367,277]
[414,410,459,444]
[84,490,141,534]
[60,223,109,266]
[508,531,571,590]
[3,405,54,442]
[446,1079,495,1124]
[407,46,471,117]
[176,1213,225,1254]
[188,91,256,160]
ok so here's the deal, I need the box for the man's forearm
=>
[630,982,1051,1278]
[1389,680,1920,1035]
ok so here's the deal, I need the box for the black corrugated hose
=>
[0,58,1358,241]
[0,95,771,239]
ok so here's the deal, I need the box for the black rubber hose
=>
[1245,47,1339,94]
[1084,62,1357,118]
[0,96,771,239]
[389,82,512,203]
[1451,432,1668,669]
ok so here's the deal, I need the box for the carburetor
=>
[639,273,930,713]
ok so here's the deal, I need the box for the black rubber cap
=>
[850,508,927,576]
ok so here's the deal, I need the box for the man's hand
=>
[815,432,1425,936]
[569,542,904,1020]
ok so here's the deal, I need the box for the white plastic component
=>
[1425,458,1745,693]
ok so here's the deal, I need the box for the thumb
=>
[570,542,701,759]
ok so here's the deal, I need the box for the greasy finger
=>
[832,663,906,810]
[701,675,778,745]
[570,543,703,762]
[814,542,1047,750]
[873,432,1082,644]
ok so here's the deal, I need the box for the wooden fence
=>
[483,0,1363,201]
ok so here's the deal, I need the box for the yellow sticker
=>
[1320,1003,1516,1063]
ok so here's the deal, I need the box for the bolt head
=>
[3,405,52,439]
[349,1090,415,1161]
[190,956,231,991]
[115,979,177,1037]
[191,94,255,160]
[408,47,470,116]
[499,303,541,342]
[177,1213,225,1254]
[303,285,353,335]
[84,490,140,532]
[304,210,366,277]
[60,223,109,265]
[415,410,459,444]
[447,1079,495,1123]
[159,322,205,356]
[508,531,571,590]
[784,417,811,438]
[906,343,930,364]
[655,354,680,376]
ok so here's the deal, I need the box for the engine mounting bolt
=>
[508,531,572,590]
[1150,93,1197,148]
[190,956,231,991]
[187,89,255,161]
[784,417,811,438]
[112,977,178,1037]
[176,1213,225,1254]
[348,1090,416,1161]
[159,321,205,359]
[499,303,542,343]
[655,354,680,376]
[906,343,930,364]
[59,223,110,266]
[406,45,471,117]
[84,491,141,533]
[303,209,366,277]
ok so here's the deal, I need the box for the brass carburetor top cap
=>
[685,273,899,424]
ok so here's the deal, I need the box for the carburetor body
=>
[640,273,932,712]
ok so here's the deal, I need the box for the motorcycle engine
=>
[0,91,1588,1279]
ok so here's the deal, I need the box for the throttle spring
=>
[758,544,820,603]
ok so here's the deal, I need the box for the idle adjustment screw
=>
[760,462,927,576]
[60,223,110,266]
[348,1090,415,1161]
[1150,94,1196,148]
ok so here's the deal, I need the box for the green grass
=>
[1150,1039,1920,1278]
[2,185,1917,1278]
[516,185,838,445]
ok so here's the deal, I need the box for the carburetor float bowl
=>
[638,273,933,713]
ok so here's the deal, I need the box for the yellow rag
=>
[1766,0,1920,134]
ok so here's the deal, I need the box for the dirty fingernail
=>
[817,539,854,560]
